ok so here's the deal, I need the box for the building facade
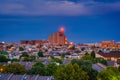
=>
[20,40,48,45]
[101,40,120,49]
[48,27,68,45]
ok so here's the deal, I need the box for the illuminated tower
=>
[48,27,68,45]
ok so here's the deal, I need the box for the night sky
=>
[0,0,120,43]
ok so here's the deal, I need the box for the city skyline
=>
[0,0,120,43]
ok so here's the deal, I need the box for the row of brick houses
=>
[101,40,120,49]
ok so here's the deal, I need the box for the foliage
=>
[81,54,93,61]
[11,58,20,62]
[21,52,29,57]
[97,67,120,80]
[54,63,89,80]
[0,55,8,62]
[45,63,58,76]
[118,66,120,72]
[38,51,44,57]
[3,63,26,74]
[28,61,45,75]
[0,51,8,55]
[50,56,54,59]
[33,61,45,67]
[81,53,107,66]
[91,51,96,58]
[51,57,62,64]
[71,59,98,80]
[61,54,65,60]
[23,55,36,62]
[85,52,89,55]
[94,57,107,66]
[28,66,45,75]
[88,69,98,80]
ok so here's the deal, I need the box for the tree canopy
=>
[51,57,62,64]
[97,67,120,80]
[0,51,8,55]
[54,63,89,80]
[71,59,98,80]
[38,51,44,57]
[91,51,96,58]
[0,55,8,62]
[45,63,58,76]
[23,55,36,62]
[28,61,45,75]
[21,52,29,57]
[3,63,26,74]
[94,57,107,66]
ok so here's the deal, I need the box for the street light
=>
[0,68,3,72]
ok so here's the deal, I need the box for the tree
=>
[73,63,89,80]
[51,58,62,64]
[3,63,26,74]
[97,67,120,80]
[45,63,58,76]
[71,59,98,80]
[54,63,89,80]
[11,58,20,62]
[118,66,120,72]
[38,51,44,57]
[33,61,45,67]
[81,54,93,61]
[21,52,29,57]
[94,57,107,66]
[28,61,45,75]
[28,66,45,75]
[23,55,36,62]
[0,51,8,55]
[0,55,8,62]
[85,52,89,55]
[61,54,65,60]
[91,51,96,58]
[30,55,36,61]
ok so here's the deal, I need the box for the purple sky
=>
[0,0,120,16]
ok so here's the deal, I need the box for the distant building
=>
[48,27,68,45]
[101,40,117,49]
[116,42,120,49]
[101,40,120,49]
[20,40,48,45]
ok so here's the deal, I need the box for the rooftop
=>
[98,52,120,58]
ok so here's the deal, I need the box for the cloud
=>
[0,0,120,16]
